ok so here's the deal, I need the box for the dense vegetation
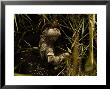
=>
[14,14,97,76]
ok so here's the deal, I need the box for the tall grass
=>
[85,14,96,75]
[14,14,97,76]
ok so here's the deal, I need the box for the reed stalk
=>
[85,14,95,73]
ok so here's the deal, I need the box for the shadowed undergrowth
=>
[14,14,97,76]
